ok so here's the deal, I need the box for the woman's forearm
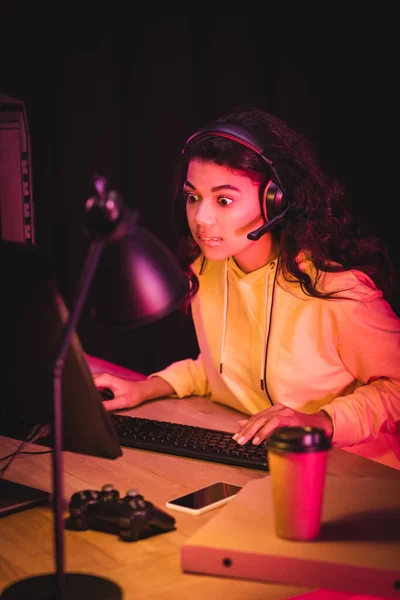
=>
[138,376,176,402]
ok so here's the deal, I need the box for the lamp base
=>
[0,573,122,599]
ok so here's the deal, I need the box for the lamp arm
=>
[55,241,105,365]
[52,240,104,598]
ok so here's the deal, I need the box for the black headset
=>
[182,122,291,240]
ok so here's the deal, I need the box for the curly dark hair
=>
[172,105,397,307]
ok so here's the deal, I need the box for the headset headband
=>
[182,122,285,191]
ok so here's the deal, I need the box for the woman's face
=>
[185,159,274,272]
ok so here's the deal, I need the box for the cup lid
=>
[266,426,332,453]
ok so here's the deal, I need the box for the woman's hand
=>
[93,372,148,411]
[93,373,175,412]
[232,404,333,445]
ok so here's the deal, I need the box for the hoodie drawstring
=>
[219,257,278,403]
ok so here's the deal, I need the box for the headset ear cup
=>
[262,180,285,221]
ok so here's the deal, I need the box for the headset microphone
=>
[247,204,291,241]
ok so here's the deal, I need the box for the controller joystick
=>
[66,484,176,541]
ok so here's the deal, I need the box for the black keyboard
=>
[110,414,269,471]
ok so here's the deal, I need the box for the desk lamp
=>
[1,176,188,600]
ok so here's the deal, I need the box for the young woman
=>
[93,106,400,469]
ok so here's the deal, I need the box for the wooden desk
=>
[1,396,399,600]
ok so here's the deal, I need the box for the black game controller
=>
[66,484,176,541]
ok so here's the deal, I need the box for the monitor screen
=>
[0,241,122,459]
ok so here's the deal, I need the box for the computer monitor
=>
[0,241,122,515]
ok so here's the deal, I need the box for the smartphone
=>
[165,481,243,515]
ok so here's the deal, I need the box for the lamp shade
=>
[90,224,189,328]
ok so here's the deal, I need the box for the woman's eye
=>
[185,192,199,204]
[218,196,233,207]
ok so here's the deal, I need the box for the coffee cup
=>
[266,426,331,541]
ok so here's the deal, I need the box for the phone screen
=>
[166,482,242,515]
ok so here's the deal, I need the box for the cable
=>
[0,423,51,479]
[0,449,53,464]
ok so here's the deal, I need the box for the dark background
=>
[1,1,398,374]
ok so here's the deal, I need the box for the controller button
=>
[101,484,115,493]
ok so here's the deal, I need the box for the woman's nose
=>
[194,201,215,225]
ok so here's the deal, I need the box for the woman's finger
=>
[101,396,131,411]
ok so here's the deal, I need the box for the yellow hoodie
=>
[151,255,400,469]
